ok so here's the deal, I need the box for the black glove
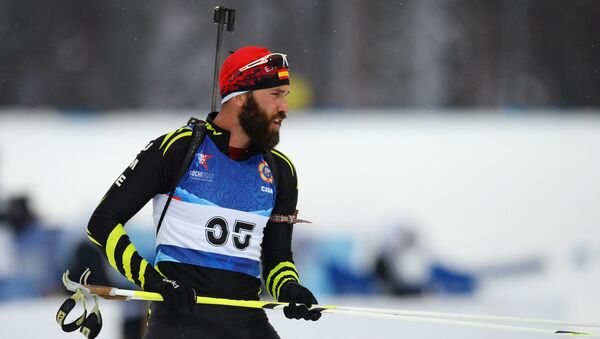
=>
[278,281,322,321]
[145,278,196,308]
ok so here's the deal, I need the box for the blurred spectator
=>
[373,222,477,296]
[0,194,62,299]
[66,241,111,287]
[3,195,38,235]
[374,224,429,296]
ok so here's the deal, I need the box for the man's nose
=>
[278,98,289,114]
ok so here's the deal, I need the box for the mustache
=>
[274,112,287,120]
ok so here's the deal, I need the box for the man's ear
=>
[230,93,247,108]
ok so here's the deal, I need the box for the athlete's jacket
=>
[87,112,300,301]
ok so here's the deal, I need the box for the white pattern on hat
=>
[221,90,250,104]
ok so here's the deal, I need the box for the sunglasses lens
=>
[266,54,288,69]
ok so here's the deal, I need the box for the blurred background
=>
[1,1,600,338]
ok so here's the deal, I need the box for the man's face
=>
[239,85,290,150]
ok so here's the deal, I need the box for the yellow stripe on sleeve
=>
[159,129,178,149]
[122,243,136,284]
[105,224,127,272]
[86,229,103,247]
[154,265,167,279]
[275,277,297,300]
[271,150,296,177]
[162,131,192,156]
[139,260,149,289]
[266,261,297,291]
[159,126,192,150]
[271,271,299,298]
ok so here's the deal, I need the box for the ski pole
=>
[61,271,599,337]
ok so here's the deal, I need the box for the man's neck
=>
[212,110,252,149]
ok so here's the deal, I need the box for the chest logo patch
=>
[258,161,273,184]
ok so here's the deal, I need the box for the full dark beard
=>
[239,94,281,150]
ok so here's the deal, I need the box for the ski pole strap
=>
[56,289,88,332]
[80,296,103,339]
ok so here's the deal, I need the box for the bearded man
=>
[86,46,321,339]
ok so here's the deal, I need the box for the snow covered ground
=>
[0,109,599,338]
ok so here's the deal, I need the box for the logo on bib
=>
[261,186,274,194]
[189,170,215,182]
[258,161,273,184]
[197,153,214,170]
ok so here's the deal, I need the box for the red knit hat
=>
[219,46,290,103]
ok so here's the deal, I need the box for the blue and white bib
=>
[152,137,276,278]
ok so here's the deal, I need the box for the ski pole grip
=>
[86,285,128,300]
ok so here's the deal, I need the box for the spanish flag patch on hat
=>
[277,70,289,80]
